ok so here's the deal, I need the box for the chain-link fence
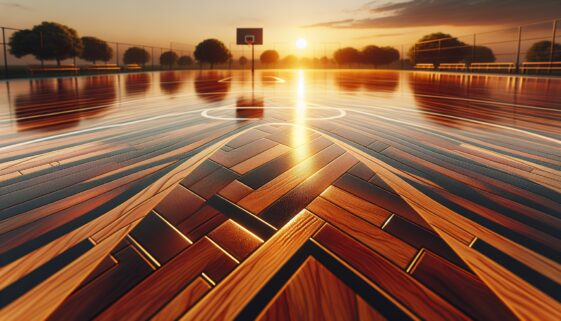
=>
[0,27,197,78]
[407,19,560,73]
[1,18,560,78]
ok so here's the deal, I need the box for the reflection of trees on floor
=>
[15,77,115,131]
[194,71,231,102]
[125,73,151,96]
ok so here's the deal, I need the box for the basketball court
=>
[1,69,560,320]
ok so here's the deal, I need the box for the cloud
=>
[0,2,31,10]
[353,32,406,40]
[303,0,561,29]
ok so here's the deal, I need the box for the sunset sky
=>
[1,0,559,56]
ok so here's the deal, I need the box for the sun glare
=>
[296,38,307,49]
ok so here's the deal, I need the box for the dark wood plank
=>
[314,224,471,321]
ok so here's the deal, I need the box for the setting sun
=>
[296,38,307,49]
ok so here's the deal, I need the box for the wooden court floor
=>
[0,70,560,320]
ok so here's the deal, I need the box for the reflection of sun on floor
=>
[2,70,561,321]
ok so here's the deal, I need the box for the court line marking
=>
[1,100,559,152]
[201,106,346,121]
[2,85,560,123]
[218,76,286,83]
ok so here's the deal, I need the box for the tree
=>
[80,36,112,64]
[239,56,248,68]
[177,55,194,67]
[320,56,330,67]
[526,41,561,62]
[409,33,468,65]
[260,50,279,66]
[160,51,178,69]
[194,39,231,69]
[9,21,82,66]
[123,47,150,65]
[282,55,298,68]
[471,46,495,63]
[362,45,381,65]
[334,47,361,66]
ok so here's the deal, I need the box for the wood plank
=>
[129,211,192,265]
[181,210,324,321]
[314,224,471,321]
[411,250,518,321]
[0,222,135,321]
[218,180,253,202]
[238,144,344,214]
[154,184,205,225]
[321,186,390,227]
[46,245,153,321]
[307,197,416,269]
[231,143,291,174]
[256,257,358,321]
[150,277,212,321]
[208,219,263,261]
[209,138,278,168]
[259,152,358,227]
[95,237,237,321]
[357,296,387,321]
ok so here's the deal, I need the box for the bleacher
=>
[439,63,466,71]
[470,62,515,73]
[125,64,142,70]
[521,61,561,74]
[414,63,435,70]
[29,64,80,75]
[83,64,121,71]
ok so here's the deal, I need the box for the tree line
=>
[8,21,561,69]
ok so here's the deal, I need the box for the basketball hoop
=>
[237,28,263,77]
[244,35,255,45]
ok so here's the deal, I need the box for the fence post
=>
[40,31,44,67]
[471,33,476,66]
[437,39,441,68]
[2,27,8,78]
[550,19,558,63]
[515,26,522,74]
[401,44,404,70]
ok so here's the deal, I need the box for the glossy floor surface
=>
[0,70,560,320]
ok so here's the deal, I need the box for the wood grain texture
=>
[2,70,560,320]
[94,237,236,321]
[181,210,324,321]
[256,257,358,321]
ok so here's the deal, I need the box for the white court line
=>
[217,76,286,83]
[201,106,346,121]
[0,108,212,152]
[2,100,559,152]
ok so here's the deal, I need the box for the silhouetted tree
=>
[362,45,399,67]
[194,39,231,69]
[123,47,150,65]
[409,33,468,65]
[334,47,361,67]
[177,55,194,67]
[80,36,112,64]
[282,55,298,68]
[470,46,496,63]
[320,56,330,67]
[160,51,178,69]
[526,41,561,62]
[239,56,248,68]
[9,21,82,66]
[260,50,279,66]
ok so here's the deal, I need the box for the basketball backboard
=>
[237,28,263,45]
